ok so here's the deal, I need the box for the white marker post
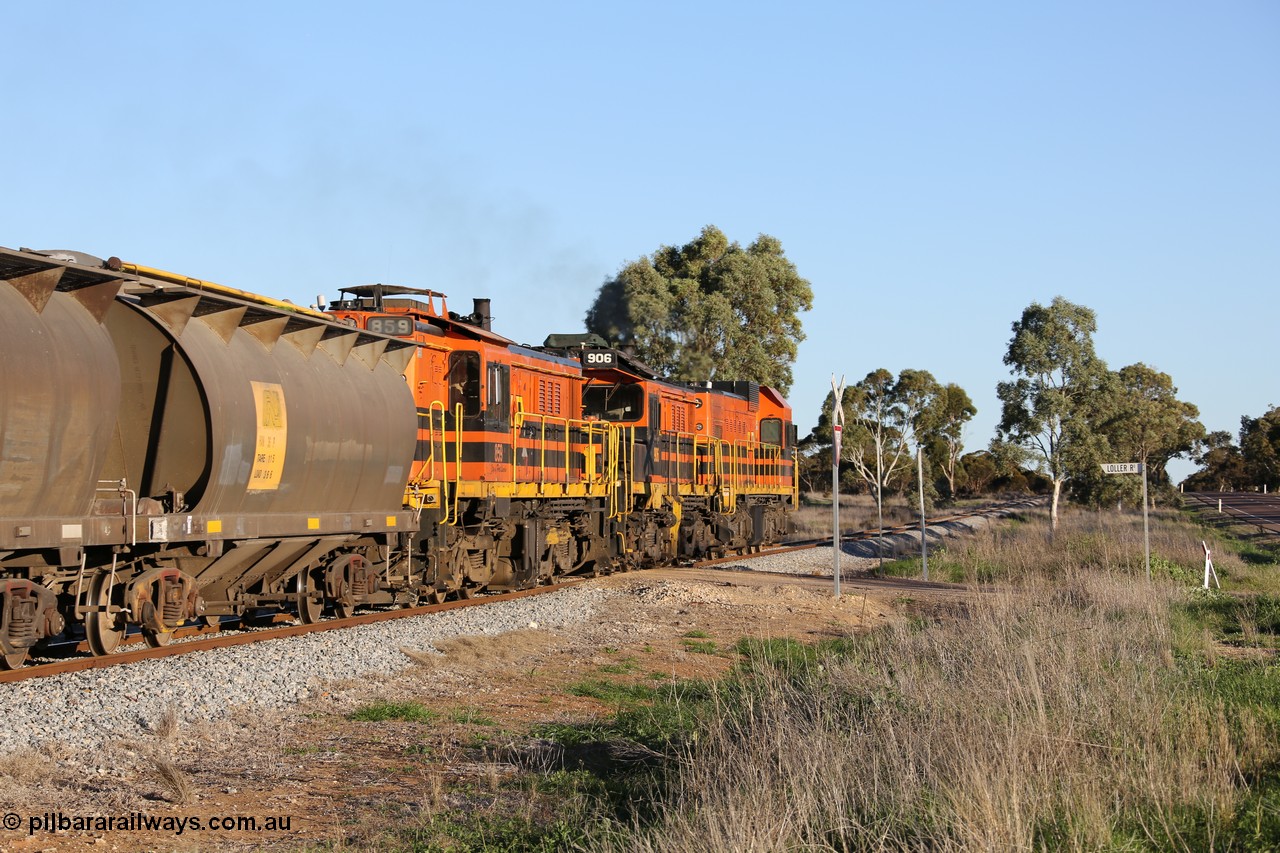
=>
[1100,462,1150,582]
[1202,541,1219,589]
[831,374,847,599]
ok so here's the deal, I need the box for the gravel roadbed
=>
[0,509,1029,757]
[0,586,611,756]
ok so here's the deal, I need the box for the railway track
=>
[0,498,1042,685]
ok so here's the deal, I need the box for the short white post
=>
[1202,541,1219,590]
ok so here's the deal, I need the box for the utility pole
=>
[831,374,846,598]
[918,445,928,581]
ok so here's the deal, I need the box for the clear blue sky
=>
[4,2,1275,484]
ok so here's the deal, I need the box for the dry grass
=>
[151,757,194,805]
[0,747,50,784]
[594,509,1278,852]
[792,493,923,539]
[150,704,181,741]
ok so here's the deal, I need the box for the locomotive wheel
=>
[86,572,125,657]
[0,648,28,670]
[297,571,323,625]
[334,601,356,619]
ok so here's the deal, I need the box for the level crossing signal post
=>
[1100,462,1151,582]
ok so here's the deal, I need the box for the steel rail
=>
[0,580,584,685]
[0,499,1041,684]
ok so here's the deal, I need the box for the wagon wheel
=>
[326,555,366,619]
[296,570,323,625]
[85,572,125,657]
[143,628,172,648]
[0,590,32,669]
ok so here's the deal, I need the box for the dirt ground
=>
[0,564,954,853]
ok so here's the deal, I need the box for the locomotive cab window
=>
[447,352,481,417]
[487,363,510,427]
[583,383,642,422]
[761,418,784,447]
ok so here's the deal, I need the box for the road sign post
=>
[1101,462,1150,582]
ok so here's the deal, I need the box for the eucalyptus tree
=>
[1185,431,1247,491]
[1084,363,1204,505]
[995,297,1107,535]
[918,383,977,500]
[839,369,942,559]
[584,225,813,394]
[1241,406,1280,491]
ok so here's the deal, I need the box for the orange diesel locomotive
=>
[326,286,797,601]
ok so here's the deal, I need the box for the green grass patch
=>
[1180,656,1280,726]
[880,555,931,578]
[567,678,658,705]
[1175,591,1280,644]
[681,629,710,639]
[598,655,639,674]
[734,635,860,676]
[681,639,718,654]
[346,700,437,723]
[388,811,589,852]
[1105,775,1280,851]
[541,676,714,754]
[449,708,496,726]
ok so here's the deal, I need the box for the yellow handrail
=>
[118,261,332,321]
[511,411,614,490]
[441,402,464,526]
